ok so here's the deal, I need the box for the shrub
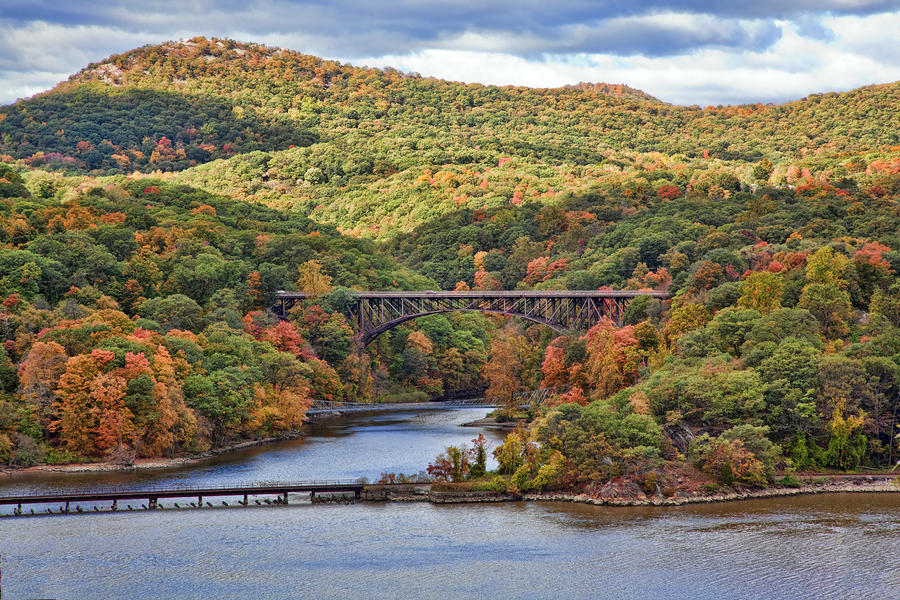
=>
[10,434,47,466]
[776,475,802,488]
[472,477,508,493]
[641,471,659,495]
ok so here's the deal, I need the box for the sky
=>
[2,1,899,106]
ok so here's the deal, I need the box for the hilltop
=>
[1,38,897,239]
[2,38,897,178]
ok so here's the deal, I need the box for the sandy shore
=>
[461,417,520,430]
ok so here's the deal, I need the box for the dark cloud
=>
[3,0,898,58]
[485,18,783,58]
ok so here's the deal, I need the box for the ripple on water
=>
[1,496,898,599]
[0,408,897,599]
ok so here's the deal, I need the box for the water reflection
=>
[0,407,504,495]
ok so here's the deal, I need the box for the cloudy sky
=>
[2,1,899,106]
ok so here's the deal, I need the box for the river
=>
[1,407,898,599]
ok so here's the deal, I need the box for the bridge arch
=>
[358,308,566,346]
[273,290,668,348]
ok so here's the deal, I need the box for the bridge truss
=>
[273,290,667,346]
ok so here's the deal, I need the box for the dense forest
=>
[1,39,898,495]
[0,172,492,463]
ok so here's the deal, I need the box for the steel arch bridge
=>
[272,290,668,346]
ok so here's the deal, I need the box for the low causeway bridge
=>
[0,480,365,516]
[273,289,668,346]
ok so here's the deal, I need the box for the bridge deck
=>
[0,480,364,507]
[273,289,669,346]
[276,290,667,299]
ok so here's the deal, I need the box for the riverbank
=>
[362,475,898,506]
[461,416,521,430]
[0,432,305,476]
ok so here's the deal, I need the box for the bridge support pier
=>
[148,497,158,510]
[243,494,248,506]
[283,492,289,504]
[111,500,117,511]
[64,501,69,513]
[198,495,202,507]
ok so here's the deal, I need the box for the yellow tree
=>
[824,399,866,470]
[484,337,523,411]
[18,341,69,427]
[737,271,783,315]
[296,260,333,295]
[251,352,313,434]
[663,303,711,343]
[805,247,848,286]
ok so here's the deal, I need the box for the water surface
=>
[0,407,897,599]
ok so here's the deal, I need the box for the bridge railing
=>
[0,479,369,502]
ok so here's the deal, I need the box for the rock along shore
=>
[361,476,898,507]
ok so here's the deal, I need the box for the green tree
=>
[138,294,206,332]
[737,272,783,315]
[798,284,852,339]
[752,158,774,181]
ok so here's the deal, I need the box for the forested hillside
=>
[0,170,494,464]
[1,38,898,491]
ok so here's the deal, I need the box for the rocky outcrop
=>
[663,422,694,454]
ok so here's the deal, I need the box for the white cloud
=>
[1,11,898,106]
[351,13,900,105]
[0,70,72,104]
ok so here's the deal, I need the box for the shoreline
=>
[364,476,898,506]
[460,416,520,430]
[1,403,497,477]
[0,431,305,476]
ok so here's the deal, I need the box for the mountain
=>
[2,38,897,240]
[0,38,898,484]
[3,38,896,175]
